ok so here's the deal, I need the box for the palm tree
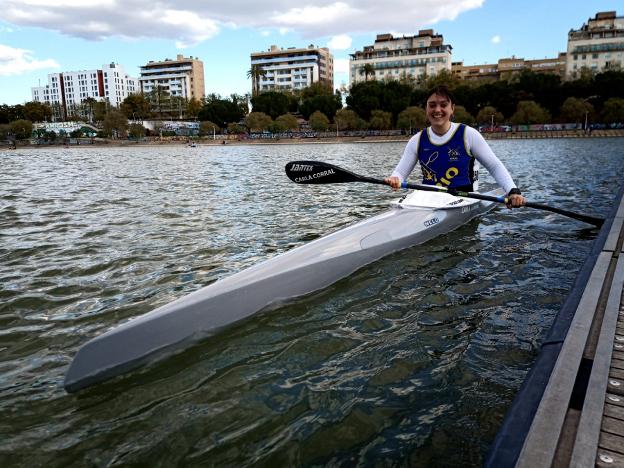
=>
[360,63,375,82]
[247,65,267,96]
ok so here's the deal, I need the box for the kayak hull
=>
[64,189,503,392]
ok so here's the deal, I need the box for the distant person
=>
[384,85,525,209]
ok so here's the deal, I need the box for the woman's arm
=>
[390,132,422,182]
[466,127,516,193]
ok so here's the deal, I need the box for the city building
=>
[349,31,452,85]
[139,54,205,100]
[249,45,334,93]
[31,63,138,119]
[566,11,624,79]
[452,53,567,81]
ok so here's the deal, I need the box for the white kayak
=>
[64,187,503,392]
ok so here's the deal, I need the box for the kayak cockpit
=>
[392,189,479,210]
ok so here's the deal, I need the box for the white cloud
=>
[0,0,485,43]
[0,43,59,76]
[260,30,271,37]
[491,35,501,44]
[334,58,350,74]
[327,34,352,50]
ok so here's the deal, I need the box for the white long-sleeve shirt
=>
[391,123,517,193]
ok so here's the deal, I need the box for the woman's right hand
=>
[384,176,401,191]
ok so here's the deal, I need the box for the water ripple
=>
[1,140,623,466]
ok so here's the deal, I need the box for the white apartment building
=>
[31,63,138,118]
[250,45,334,93]
[566,11,624,79]
[349,31,452,85]
[139,55,205,100]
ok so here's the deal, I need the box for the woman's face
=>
[426,93,455,128]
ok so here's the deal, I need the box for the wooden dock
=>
[487,186,624,467]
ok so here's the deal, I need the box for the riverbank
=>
[3,128,624,149]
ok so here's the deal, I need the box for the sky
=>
[0,0,621,105]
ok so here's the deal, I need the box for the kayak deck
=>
[64,188,503,392]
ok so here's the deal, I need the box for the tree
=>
[9,119,33,139]
[476,106,505,126]
[308,111,329,131]
[559,97,593,124]
[301,82,334,99]
[275,114,299,131]
[601,97,624,123]
[227,122,247,134]
[81,97,98,123]
[299,91,342,120]
[198,96,245,127]
[92,101,108,122]
[245,112,272,131]
[368,110,392,130]
[424,69,461,90]
[268,120,288,133]
[23,101,52,122]
[230,93,250,117]
[250,92,290,120]
[102,110,129,138]
[247,65,267,96]
[121,94,151,120]
[509,100,551,125]
[397,106,426,132]
[186,98,203,119]
[334,108,360,131]
[200,121,219,136]
[360,63,376,82]
[346,80,411,121]
[0,123,10,139]
[128,123,147,139]
[452,105,475,126]
[145,86,171,117]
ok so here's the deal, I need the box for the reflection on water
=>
[1,139,624,466]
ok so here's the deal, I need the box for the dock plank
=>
[603,416,624,436]
[599,431,624,455]
[605,403,624,421]
[596,449,624,468]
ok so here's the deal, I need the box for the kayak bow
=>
[64,187,502,392]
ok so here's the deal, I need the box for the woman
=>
[385,86,525,208]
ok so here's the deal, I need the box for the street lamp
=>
[490,113,495,131]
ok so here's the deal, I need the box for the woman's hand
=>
[384,176,401,191]
[506,194,526,209]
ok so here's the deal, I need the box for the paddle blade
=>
[285,160,362,184]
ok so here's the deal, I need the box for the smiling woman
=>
[385,85,526,209]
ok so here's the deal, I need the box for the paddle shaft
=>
[284,161,604,228]
[400,179,603,228]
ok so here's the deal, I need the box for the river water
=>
[2,139,624,466]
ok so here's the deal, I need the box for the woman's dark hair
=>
[426,85,455,104]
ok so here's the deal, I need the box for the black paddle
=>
[285,160,605,228]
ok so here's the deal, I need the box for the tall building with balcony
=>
[349,31,452,85]
[249,45,334,93]
[566,11,624,79]
[139,54,205,100]
[31,63,138,119]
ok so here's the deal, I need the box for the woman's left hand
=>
[506,194,526,209]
